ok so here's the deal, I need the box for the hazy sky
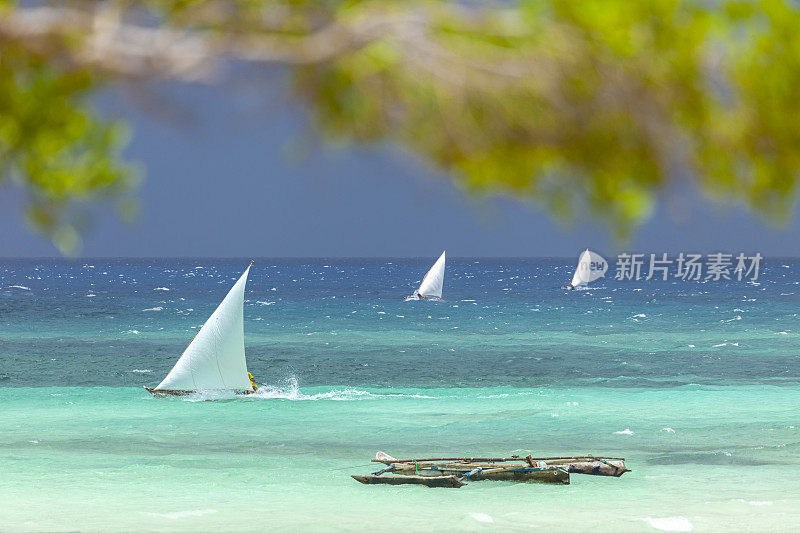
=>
[1,82,799,258]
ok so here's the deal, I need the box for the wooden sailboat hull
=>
[352,474,465,488]
[144,387,255,397]
[408,465,569,484]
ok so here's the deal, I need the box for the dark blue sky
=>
[1,83,798,257]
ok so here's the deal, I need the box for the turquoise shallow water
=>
[1,259,799,531]
[2,386,798,531]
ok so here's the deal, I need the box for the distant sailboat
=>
[406,251,446,301]
[567,249,607,289]
[146,262,258,396]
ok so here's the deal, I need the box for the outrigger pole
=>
[372,454,625,464]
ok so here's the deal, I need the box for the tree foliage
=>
[1,0,799,251]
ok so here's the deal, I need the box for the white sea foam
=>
[614,428,634,435]
[8,285,31,290]
[154,287,170,291]
[469,513,494,524]
[145,509,218,519]
[130,369,152,373]
[245,378,437,401]
[177,380,433,402]
[661,427,676,433]
[641,517,693,531]
[143,307,163,312]
[735,499,772,506]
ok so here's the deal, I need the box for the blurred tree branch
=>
[1,0,799,252]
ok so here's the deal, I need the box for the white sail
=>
[155,265,252,391]
[570,249,607,287]
[416,250,446,298]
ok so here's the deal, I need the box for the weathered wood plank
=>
[352,475,465,488]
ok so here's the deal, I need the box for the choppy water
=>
[1,258,799,531]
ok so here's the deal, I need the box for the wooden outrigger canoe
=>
[374,453,629,478]
[418,463,569,484]
[370,461,570,485]
[353,452,629,488]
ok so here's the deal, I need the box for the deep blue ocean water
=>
[1,258,798,388]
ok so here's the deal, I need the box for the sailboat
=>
[146,262,258,396]
[567,249,607,289]
[405,251,446,301]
